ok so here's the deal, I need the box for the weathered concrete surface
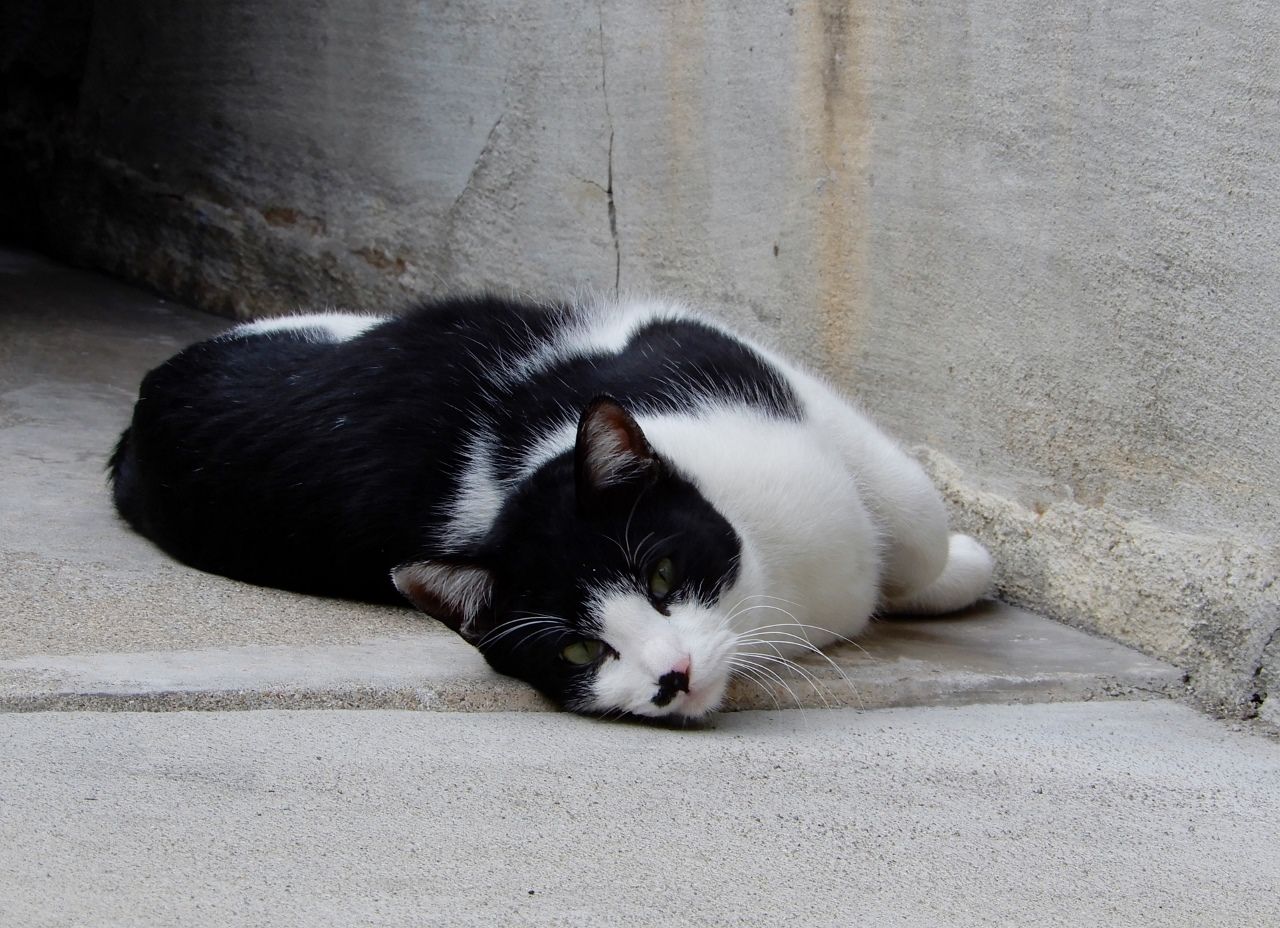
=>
[3,2,1277,714]
[2,702,1278,928]
[1260,630,1280,727]
[924,449,1278,723]
[0,249,1181,714]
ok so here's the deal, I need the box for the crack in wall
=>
[606,130,619,292]
[446,112,506,223]
[1251,622,1280,715]
[597,3,620,293]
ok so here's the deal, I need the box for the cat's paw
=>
[883,533,994,615]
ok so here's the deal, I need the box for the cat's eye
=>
[561,639,606,665]
[648,557,676,600]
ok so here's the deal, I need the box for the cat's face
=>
[393,398,754,720]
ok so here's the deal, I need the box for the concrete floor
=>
[3,703,1278,928]
[1,248,1277,926]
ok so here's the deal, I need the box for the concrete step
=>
[0,249,1183,714]
[0,599,1183,713]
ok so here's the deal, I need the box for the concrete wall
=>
[4,1,1277,716]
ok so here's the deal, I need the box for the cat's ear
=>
[575,396,659,500]
[391,560,495,644]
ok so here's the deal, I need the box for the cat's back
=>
[164,295,791,415]
[483,296,801,430]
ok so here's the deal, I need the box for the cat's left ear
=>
[575,396,660,501]
[391,560,495,644]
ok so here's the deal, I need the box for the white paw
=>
[885,533,994,615]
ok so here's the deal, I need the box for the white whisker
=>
[726,660,783,711]
[732,592,805,609]
[635,531,681,571]
[599,533,631,563]
[738,619,874,657]
[727,657,805,715]
[733,650,834,709]
[735,621,867,708]
[631,531,656,567]
[479,615,569,647]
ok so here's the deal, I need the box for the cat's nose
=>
[652,663,691,707]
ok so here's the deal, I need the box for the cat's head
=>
[393,397,755,720]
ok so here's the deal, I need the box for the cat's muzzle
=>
[652,669,691,707]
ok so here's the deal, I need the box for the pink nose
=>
[670,655,691,677]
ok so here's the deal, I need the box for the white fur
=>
[769,361,953,601]
[231,312,388,342]
[440,435,508,550]
[883,533,995,615]
[516,422,578,480]
[441,419,576,550]
[488,297,688,389]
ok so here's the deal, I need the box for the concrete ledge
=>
[0,602,1183,714]
[0,635,552,713]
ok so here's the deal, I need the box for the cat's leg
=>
[881,532,994,615]
[786,367,993,613]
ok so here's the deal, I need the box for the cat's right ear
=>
[391,560,495,644]
[575,396,660,503]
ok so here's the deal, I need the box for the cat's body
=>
[110,295,993,719]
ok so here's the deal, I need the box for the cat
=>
[109,295,994,719]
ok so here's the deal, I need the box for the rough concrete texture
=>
[922,450,1278,721]
[3,1,1277,714]
[2,702,1278,928]
[1259,630,1280,726]
[0,249,1181,715]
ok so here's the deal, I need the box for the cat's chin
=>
[664,688,724,721]
[584,671,728,721]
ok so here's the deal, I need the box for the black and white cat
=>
[110,295,993,719]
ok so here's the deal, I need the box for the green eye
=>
[648,557,676,600]
[561,639,605,665]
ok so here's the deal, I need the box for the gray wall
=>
[5,1,1277,717]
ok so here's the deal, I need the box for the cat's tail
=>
[108,426,148,533]
[883,533,994,615]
